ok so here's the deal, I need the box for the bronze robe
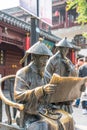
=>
[14,61,45,114]
[44,52,77,113]
[44,52,77,82]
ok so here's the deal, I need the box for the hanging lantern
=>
[55,11,60,17]
[25,33,30,50]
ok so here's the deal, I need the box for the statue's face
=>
[33,54,49,68]
[60,47,69,56]
[38,55,49,68]
[33,55,49,76]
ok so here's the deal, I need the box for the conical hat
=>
[56,37,73,48]
[26,41,52,56]
[20,39,53,64]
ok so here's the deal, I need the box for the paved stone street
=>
[1,104,87,130]
[72,106,87,130]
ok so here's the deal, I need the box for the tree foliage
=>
[66,0,87,37]
[66,0,87,24]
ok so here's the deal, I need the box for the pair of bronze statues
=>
[1,38,85,130]
[13,38,77,130]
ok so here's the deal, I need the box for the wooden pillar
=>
[65,7,68,28]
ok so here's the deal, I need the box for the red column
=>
[25,33,30,50]
[71,50,76,64]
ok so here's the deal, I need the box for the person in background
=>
[78,56,87,114]
[73,57,84,107]
[44,37,77,114]
[75,57,84,72]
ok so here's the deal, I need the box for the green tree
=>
[66,0,87,37]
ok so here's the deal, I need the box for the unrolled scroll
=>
[49,73,86,103]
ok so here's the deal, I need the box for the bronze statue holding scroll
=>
[44,38,77,114]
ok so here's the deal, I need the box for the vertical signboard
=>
[19,0,37,17]
[19,0,52,26]
[39,0,52,26]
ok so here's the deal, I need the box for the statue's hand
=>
[43,84,56,95]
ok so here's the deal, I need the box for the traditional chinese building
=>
[52,0,87,63]
[52,0,87,46]
[0,11,60,77]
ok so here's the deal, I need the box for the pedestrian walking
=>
[75,57,84,72]
[73,57,84,108]
[78,57,87,114]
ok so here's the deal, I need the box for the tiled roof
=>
[0,11,61,42]
[0,11,30,31]
[2,7,24,15]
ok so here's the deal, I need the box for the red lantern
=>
[25,33,30,50]
[55,11,60,17]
